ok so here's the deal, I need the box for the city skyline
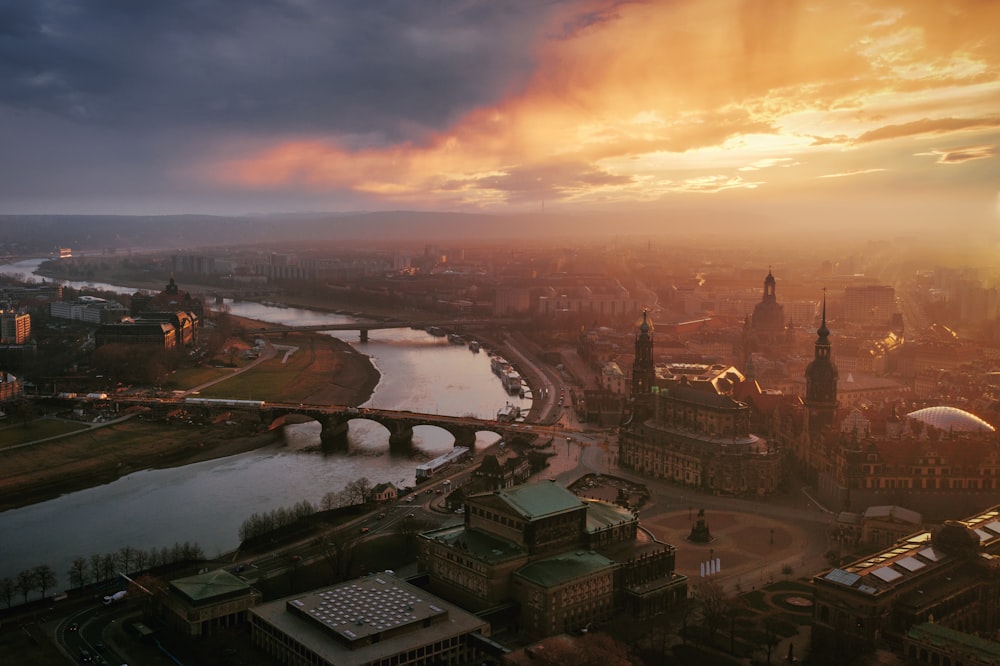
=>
[1,1,998,241]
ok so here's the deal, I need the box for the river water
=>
[0,259,531,588]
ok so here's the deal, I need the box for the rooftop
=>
[170,569,254,604]
[251,574,489,666]
[492,481,586,520]
[906,406,995,433]
[514,550,615,588]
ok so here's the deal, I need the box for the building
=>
[812,505,1000,663]
[475,451,532,491]
[370,482,398,503]
[160,569,263,637]
[417,480,686,638]
[804,293,839,437]
[843,284,896,326]
[0,371,22,402]
[95,320,177,349]
[902,621,1000,666]
[250,572,491,666]
[619,311,781,496]
[0,310,30,344]
[50,297,128,324]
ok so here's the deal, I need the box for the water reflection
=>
[0,259,525,586]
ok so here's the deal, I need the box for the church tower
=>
[631,310,655,418]
[804,291,838,435]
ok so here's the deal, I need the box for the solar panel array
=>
[288,576,446,642]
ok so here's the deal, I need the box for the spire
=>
[639,309,652,336]
[817,288,829,340]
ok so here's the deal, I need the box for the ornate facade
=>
[812,505,1000,663]
[417,481,686,638]
[620,311,781,495]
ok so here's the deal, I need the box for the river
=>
[0,259,532,588]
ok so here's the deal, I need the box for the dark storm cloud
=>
[0,0,557,144]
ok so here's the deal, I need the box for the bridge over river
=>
[115,396,544,449]
[253,318,515,341]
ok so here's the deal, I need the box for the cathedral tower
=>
[804,291,838,435]
[631,310,655,418]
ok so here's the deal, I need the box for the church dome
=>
[906,406,995,433]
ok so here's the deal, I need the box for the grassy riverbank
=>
[1,314,380,511]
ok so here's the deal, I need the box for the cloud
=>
[915,144,996,164]
[3,0,1000,214]
[818,168,888,179]
[0,1,558,142]
[856,117,1000,143]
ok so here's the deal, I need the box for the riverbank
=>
[0,314,381,512]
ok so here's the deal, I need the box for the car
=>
[79,648,92,663]
[435,489,443,494]
[290,555,301,562]
[360,527,369,534]
[377,513,385,520]
[68,622,79,632]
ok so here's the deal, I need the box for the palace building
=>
[619,309,782,496]
[812,504,1000,663]
[416,480,687,639]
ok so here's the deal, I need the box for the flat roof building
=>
[250,573,491,666]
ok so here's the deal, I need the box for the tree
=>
[692,579,730,647]
[100,553,117,582]
[68,557,89,589]
[320,528,358,582]
[0,577,14,608]
[33,565,56,599]
[342,477,373,506]
[118,545,137,574]
[90,554,103,584]
[15,569,36,604]
[524,631,637,666]
[759,617,782,666]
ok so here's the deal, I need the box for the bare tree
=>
[0,577,14,608]
[118,545,137,574]
[68,557,89,589]
[342,477,373,506]
[90,554,104,584]
[15,569,36,604]
[525,631,638,666]
[101,553,117,582]
[320,529,358,582]
[33,565,57,599]
[692,579,730,647]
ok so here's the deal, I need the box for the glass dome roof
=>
[906,406,995,433]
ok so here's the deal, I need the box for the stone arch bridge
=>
[125,397,518,450]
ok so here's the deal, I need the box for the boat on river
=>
[497,402,521,422]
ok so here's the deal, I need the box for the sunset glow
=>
[1,0,997,229]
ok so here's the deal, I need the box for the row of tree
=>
[238,478,377,543]
[238,500,317,542]
[0,541,205,609]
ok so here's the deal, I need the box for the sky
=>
[1,0,998,236]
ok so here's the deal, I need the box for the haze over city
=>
[5,5,1000,663]
[1,0,997,244]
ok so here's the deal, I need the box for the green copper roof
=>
[514,550,615,587]
[170,568,252,603]
[495,481,585,519]
[907,622,1000,661]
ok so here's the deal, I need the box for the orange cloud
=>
[207,0,1000,209]
[916,144,997,164]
